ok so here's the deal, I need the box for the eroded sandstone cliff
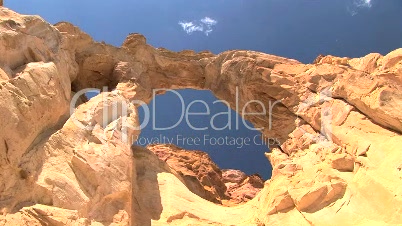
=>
[0,7,401,226]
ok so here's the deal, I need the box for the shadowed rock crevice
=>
[131,146,164,226]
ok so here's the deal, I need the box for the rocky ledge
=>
[0,7,401,226]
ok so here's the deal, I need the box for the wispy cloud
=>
[354,0,372,8]
[178,22,204,34]
[179,17,218,36]
[347,0,373,16]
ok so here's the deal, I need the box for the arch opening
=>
[134,88,273,205]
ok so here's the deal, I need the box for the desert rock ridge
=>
[0,7,401,226]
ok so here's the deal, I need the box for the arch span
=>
[65,29,402,225]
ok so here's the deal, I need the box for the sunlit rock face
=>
[0,6,402,226]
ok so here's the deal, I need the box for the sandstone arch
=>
[0,8,402,225]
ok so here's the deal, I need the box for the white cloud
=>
[178,22,204,34]
[201,17,218,26]
[178,17,218,36]
[354,0,372,8]
[347,0,372,16]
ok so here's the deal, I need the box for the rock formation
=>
[0,7,402,226]
[222,169,264,205]
[147,144,264,206]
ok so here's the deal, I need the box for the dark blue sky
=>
[7,0,402,63]
[7,0,402,179]
[136,89,274,179]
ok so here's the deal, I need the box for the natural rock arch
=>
[0,8,402,225]
[61,22,402,225]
